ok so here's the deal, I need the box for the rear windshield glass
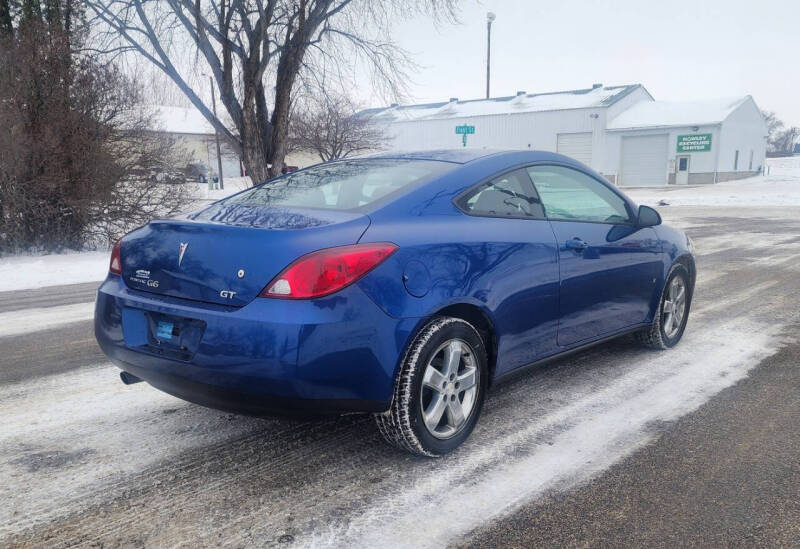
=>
[223,159,454,210]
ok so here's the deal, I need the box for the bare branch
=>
[290,91,388,162]
[83,0,461,180]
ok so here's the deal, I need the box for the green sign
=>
[677,134,712,152]
[455,124,475,147]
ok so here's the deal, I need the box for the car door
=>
[456,168,560,371]
[526,164,662,347]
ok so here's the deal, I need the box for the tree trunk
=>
[267,39,308,178]
[266,75,291,178]
[240,121,269,183]
[239,78,270,183]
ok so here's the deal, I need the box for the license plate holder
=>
[144,313,206,360]
[156,320,176,340]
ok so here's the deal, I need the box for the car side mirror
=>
[637,205,661,227]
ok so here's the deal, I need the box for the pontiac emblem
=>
[178,242,189,267]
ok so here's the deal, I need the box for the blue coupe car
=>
[95,150,695,456]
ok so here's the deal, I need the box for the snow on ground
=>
[0,302,95,338]
[0,365,266,534]
[765,155,800,176]
[329,318,783,549]
[189,176,253,201]
[0,251,109,292]
[626,172,800,207]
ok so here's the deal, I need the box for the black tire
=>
[637,265,691,349]
[374,316,489,457]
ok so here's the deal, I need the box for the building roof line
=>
[361,84,646,122]
[606,122,723,132]
[606,95,752,130]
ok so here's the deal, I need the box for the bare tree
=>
[84,0,458,182]
[763,110,800,156]
[0,8,192,253]
[772,126,800,156]
[290,93,387,162]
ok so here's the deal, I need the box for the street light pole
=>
[486,12,495,99]
[208,75,224,190]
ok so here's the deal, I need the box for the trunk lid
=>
[119,204,370,307]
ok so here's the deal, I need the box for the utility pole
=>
[208,75,224,190]
[486,12,495,99]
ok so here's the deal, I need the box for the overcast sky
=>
[375,0,799,126]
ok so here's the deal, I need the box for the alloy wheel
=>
[662,276,687,339]
[420,339,478,439]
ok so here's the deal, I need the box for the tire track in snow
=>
[0,365,266,537]
[321,319,784,548]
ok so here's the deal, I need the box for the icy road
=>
[2,189,800,547]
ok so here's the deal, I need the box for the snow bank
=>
[0,251,109,292]
[189,176,253,201]
[0,302,95,337]
[765,155,800,176]
[626,173,800,207]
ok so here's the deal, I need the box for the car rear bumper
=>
[110,358,388,416]
[95,275,419,415]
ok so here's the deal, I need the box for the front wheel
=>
[374,317,488,457]
[637,266,691,349]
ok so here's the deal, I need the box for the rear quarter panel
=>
[358,213,560,375]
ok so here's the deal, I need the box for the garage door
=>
[620,134,668,187]
[557,132,593,166]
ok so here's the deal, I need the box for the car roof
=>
[360,148,640,218]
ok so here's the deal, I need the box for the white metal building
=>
[606,96,767,186]
[152,106,243,180]
[364,85,767,186]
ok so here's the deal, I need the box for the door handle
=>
[565,238,588,251]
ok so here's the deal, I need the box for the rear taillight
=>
[109,239,122,275]
[261,242,398,299]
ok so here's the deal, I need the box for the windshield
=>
[223,158,454,211]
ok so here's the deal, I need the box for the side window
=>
[460,169,545,219]
[526,165,631,224]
